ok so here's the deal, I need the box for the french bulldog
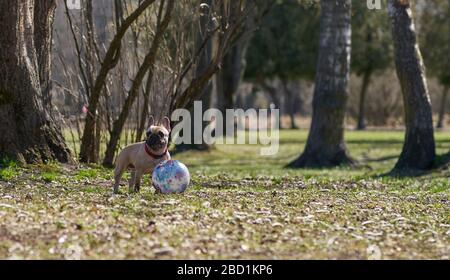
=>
[113,116,171,194]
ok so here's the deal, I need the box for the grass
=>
[0,130,449,259]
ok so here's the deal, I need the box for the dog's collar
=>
[144,143,168,159]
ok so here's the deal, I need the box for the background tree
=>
[103,0,175,167]
[351,0,392,130]
[288,0,353,168]
[0,0,72,164]
[78,0,157,163]
[173,0,215,152]
[418,0,450,129]
[245,0,320,129]
[387,0,435,173]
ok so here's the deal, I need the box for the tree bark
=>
[288,0,353,168]
[103,0,174,167]
[0,0,71,164]
[388,0,435,173]
[356,70,372,130]
[436,86,448,129]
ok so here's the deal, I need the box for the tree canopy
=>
[245,0,320,82]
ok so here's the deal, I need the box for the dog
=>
[113,116,171,194]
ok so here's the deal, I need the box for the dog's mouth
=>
[146,135,167,151]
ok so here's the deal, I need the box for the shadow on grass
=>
[374,152,450,178]
[435,152,450,168]
[361,155,399,163]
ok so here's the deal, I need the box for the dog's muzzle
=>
[146,134,166,149]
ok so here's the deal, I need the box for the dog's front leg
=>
[134,171,143,193]
[128,170,136,193]
[113,165,125,194]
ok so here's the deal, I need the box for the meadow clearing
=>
[0,130,448,259]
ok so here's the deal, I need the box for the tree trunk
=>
[261,81,281,111]
[436,86,448,129]
[135,72,153,143]
[0,0,71,164]
[356,70,372,130]
[388,0,435,173]
[173,88,213,153]
[288,0,353,168]
[281,80,298,129]
[174,0,216,152]
[216,40,249,136]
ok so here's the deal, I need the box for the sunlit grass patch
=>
[75,169,100,180]
[0,160,21,181]
[40,172,59,183]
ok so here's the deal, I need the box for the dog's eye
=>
[158,131,165,138]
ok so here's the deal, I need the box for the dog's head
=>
[145,116,171,152]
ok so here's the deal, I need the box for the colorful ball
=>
[152,160,190,194]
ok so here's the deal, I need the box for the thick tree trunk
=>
[388,0,435,173]
[436,86,448,129]
[288,0,353,168]
[356,70,372,130]
[0,0,71,164]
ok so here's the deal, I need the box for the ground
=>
[0,130,449,259]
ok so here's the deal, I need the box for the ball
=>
[152,160,190,194]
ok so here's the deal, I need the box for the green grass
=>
[175,129,450,179]
[0,130,449,259]
[0,160,21,181]
[40,172,59,183]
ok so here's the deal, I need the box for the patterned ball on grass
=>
[152,160,190,194]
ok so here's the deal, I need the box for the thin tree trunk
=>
[0,0,71,164]
[135,72,153,143]
[356,70,372,130]
[288,0,353,168]
[388,0,435,173]
[437,86,448,129]
[281,80,298,129]
[260,81,281,111]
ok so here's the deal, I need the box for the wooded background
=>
[0,0,448,175]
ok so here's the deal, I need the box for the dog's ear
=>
[148,116,155,128]
[161,117,171,132]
